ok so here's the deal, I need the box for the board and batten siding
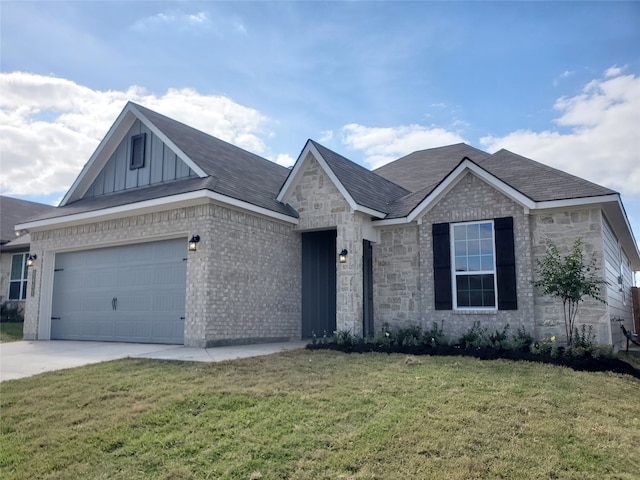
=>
[84,119,197,198]
[603,215,634,347]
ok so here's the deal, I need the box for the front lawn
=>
[0,322,23,343]
[1,350,639,479]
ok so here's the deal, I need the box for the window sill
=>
[453,309,497,315]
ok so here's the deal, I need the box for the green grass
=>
[1,350,639,480]
[0,322,23,342]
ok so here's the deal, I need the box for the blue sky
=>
[1,1,639,277]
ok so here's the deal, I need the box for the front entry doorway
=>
[301,230,337,338]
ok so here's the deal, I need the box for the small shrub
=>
[510,326,533,351]
[566,345,587,358]
[489,325,510,349]
[335,330,358,346]
[459,321,490,349]
[373,324,393,346]
[0,300,23,323]
[573,324,596,349]
[531,336,556,356]
[591,345,615,359]
[424,320,449,346]
[396,325,422,347]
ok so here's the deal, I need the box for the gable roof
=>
[308,140,410,214]
[0,196,57,252]
[373,144,619,219]
[34,102,297,225]
[0,196,56,244]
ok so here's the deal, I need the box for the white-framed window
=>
[451,220,497,309]
[8,253,28,301]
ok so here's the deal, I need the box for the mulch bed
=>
[306,343,640,380]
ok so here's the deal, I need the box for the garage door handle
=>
[112,297,118,310]
[51,317,61,320]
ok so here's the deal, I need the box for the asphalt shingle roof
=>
[477,149,616,202]
[23,104,619,227]
[133,104,296,217]
[0,196,57,244]
[310,140,409,214]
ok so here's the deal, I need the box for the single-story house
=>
[1,196,57,313]
[17,102,639,348]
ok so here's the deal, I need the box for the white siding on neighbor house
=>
[84,119,197,198]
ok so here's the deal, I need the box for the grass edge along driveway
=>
[1,349,639,480]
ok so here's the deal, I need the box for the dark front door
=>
[363,239,374,337]
[302,230,337,338]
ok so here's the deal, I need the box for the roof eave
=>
[17,189,299,232]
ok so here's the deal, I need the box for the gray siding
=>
[603,215,634,347]
[84,120,197,199]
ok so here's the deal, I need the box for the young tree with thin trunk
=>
[534,238,607,346]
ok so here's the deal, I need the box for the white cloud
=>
[481,67,640,196]
[341,123,466,169]
[319,130,333,142]
[274,153,295,168]
[131,10,211,32]
[0,72,272,197]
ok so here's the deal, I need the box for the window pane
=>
[456,275,469,291]
[467,224,480,240]
[9,281,21,300]
[483,290,496,307]
[468,240,480,255]
[469,290,482,306]
[482,274,495,289]
[467,256,481,271]
[455,256,467,272]
[10,255,24,280]
[454,241,467,256]
[479,222,493,238]
[457,291,470,307]
[480,239,493,254]
[481,254,494,270]
[453,225,466,240]
[21,281,28,300]
[469,275,482,289]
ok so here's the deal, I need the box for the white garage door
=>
[51,238,187,344]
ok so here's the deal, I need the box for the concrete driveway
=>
[0,340,309,382]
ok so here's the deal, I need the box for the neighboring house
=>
[16,102,640,348]
[0,196,57,312]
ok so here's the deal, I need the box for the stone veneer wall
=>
[24,202,301,347]
[372,225,421,329]
[419,172,535,340]
[530,207,609,344]
[282,153,365,335]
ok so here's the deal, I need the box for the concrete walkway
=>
[0,340,309,382]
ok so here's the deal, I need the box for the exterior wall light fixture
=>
[27,254,37,267]
[188,235,200,252]
[339,249,348,264]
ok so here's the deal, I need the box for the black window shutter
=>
[432,223,452,310]
[494,217,517,310]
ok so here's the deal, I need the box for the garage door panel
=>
[51,238,187,344]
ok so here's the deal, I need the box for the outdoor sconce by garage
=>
[27,254,37,267]
[339,249,348,264]
[188,235,200,252]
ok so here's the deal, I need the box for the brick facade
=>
[25,201,301,347]
[282,153,366,334]
[417,172,535,340]
[530,208,609,344]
